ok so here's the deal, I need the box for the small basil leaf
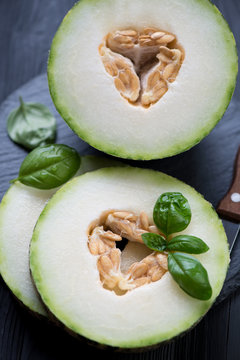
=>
[167,235,209,254]
[141,233,167,252]
[7,97,56,150]
[168,252,212,300]
[12,144,81,189]
[153,192,191,236]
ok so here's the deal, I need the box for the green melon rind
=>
[0,155,125,316]
[47,0,238,160]
[0,186,46,314]
[30,167,229,348]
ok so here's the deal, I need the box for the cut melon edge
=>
[47,0,238,160]
[30,167,230,349]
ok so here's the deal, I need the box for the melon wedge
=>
[30,167,229,348]
[48,0,238,160]
[0,155,122,316]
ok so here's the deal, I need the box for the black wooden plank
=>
[0,0,75,104]
[227,289,240,360]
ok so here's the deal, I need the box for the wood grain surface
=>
[0,0,240,359]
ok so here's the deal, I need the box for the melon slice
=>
[30,167,229,348]
[48,0,237,160]
[0,155,123,316]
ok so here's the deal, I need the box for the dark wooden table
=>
[0,1,240,359]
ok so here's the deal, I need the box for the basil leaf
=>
[153,192,191,236]
[168,252,212,300]
[141,233,167,252]
[12,144,81,189]
[167,235,209,254]
[7,97,56,150]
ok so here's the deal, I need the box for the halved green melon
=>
[0,155,122,316]
[48,0,237,160]
[30,167,229,348]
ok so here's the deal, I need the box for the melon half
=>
[30,167,229,349]
[48,0,237,160]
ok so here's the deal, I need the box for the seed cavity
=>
[87,210,168,295]
[99,27,184,107]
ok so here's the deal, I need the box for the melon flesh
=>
[48,0,237,160]
[30,167,229,348]
[0,155,122,316]
[121,242,152,273]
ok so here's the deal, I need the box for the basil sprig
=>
[142,192,212,301]
[153,192,191,236]
[168,253,212,300]
[142,233,167,252]
[11,144,81,189]
[167,235,209,254]
[7,97,56,150]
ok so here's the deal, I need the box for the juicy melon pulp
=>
[30,167,229,348]
[48,0,237,160]
[0,156,122,315]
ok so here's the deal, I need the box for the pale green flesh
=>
[30,167,229,348]
[0,155,123,315]
[48,0,238,160]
